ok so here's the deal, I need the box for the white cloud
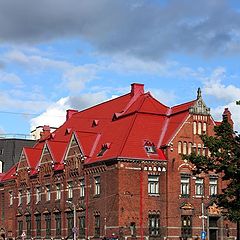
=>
[30,97,69,130]
[202,67,240,102]
[211,102,240,132]
[30,91,109,130]
[0,71,23,86]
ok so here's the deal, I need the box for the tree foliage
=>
[184,118,240,222]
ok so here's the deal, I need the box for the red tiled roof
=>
[1,83,209,182]
[1,164,17,182]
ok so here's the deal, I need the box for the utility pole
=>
[199,197,207,240]
[66,201,77,240]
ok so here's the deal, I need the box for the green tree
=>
[183,118,240,239]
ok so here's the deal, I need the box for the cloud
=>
[0,0,239,59]
[0,71,23,86]
[30,91,109,130]
[30,97,69,130]
[202,67,240,102]
[211,102,240,132]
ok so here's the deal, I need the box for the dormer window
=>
[144,141,157,154]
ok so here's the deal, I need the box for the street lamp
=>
[66,201,77,240]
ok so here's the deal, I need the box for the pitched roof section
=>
[1,84,217,181]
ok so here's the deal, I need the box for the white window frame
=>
[26,189,31,204]
[9,191,13,206]
[181,176,190,197]
[94,176,100,195]
[148,175,159,195]
[195,178,204,196]
[18,190,22,206]
[80,179,85,198]
[46,185,51,201]
[67,182,73,199]
[209,178,218,196]
[36,187,41,203]
[56,183,61,200]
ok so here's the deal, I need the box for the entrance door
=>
[209,229,217,240]
[209,216,219,240]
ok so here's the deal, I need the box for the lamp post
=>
[199,197,207,240]
[66,201,77,240]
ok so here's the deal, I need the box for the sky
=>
[0,0,240,136]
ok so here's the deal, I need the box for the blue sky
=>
[0,0,240,135]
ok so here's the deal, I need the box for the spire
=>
[197,87,202,99]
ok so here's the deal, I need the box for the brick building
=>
[0,83,236,240]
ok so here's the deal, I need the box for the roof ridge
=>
[117,113,139,157]
[157,108,172,148]
[77,92,131,114]
[171,99,196,109]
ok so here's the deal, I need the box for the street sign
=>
[21,231,26,239]
[201,231,206,240]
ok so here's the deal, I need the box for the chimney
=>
[131,83,144,96]
[66,109,78,120]
[40,125,51,139]
[222,108,234,128]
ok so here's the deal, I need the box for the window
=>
[197,144,201,155]
[202,147,206,156]
[67,182,73,199]
[195,178,204,196]
[130,222,136,237]
[188,142,192,155]
[9,191,13,206]
[56,183,61,200]
[18,220,23,236]
[94,176,100,195]
[145,144,157,154]
[67,212,74,238]
[148,175,159,195]
[55,212,61,236]
[198,122,202,135]
[183,142,187,155]
[45,213,51,237]
[193,121,197,134]
[94,215,100,237]
[18,190,22,206]
[46,185,51,201]
[181,215,192,238]
[36,187,41,203]
[80,179,85,198]
[203,122,207,133]
[209,178,218,196]
[178,141,182,154]
[181,175,190,197]
[26,189,31,205]
[149,214,160,236]
[79,216,85,238]
[36,214,41,237]
[26,215,31,237]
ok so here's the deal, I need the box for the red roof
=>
[1,83,213,182]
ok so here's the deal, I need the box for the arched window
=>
[178,141,182,154]
[198,122,202,135]
[188,142,192,154]
[193,122,197,134]
[0,160,2,173]
[203,122,207,134]
[183,142,187,155]
[197,144,201,155]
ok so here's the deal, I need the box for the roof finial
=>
[197,87,202,99]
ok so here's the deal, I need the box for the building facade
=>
[0,83,236,240]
